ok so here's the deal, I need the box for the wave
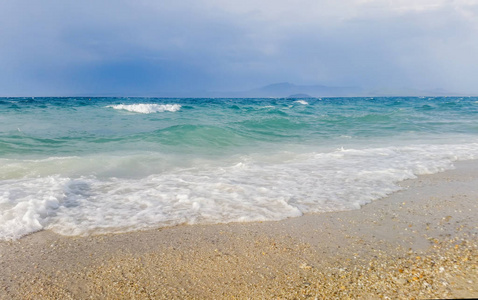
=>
[294,100,309,105]
[1,142,477,240]
[107,103,181,113]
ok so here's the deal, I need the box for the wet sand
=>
[1,160,477,299]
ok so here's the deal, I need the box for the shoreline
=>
[1,160,478,299]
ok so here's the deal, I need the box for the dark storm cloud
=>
[1,0,477,96]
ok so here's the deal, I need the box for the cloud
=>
[1,0,477,95]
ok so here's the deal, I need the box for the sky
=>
[1,0,478,96]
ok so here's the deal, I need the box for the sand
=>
[1,160,477,299]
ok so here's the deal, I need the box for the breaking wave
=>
[108,103,181,113]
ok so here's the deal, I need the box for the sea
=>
[1,97,477,240]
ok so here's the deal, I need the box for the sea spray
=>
[107,103,181,113]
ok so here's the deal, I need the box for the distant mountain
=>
[287,93,313,98]
[243,82,362,98]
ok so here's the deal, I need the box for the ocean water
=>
[1,97,477,240]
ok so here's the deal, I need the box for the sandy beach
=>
[1,160,477,299]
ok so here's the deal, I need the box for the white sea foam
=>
[294,100,309,105]
[1,143,478,240]
[108,103,181,113]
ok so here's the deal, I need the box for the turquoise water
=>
[1,97,478,240]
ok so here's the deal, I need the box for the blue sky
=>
[1,0,477,96]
